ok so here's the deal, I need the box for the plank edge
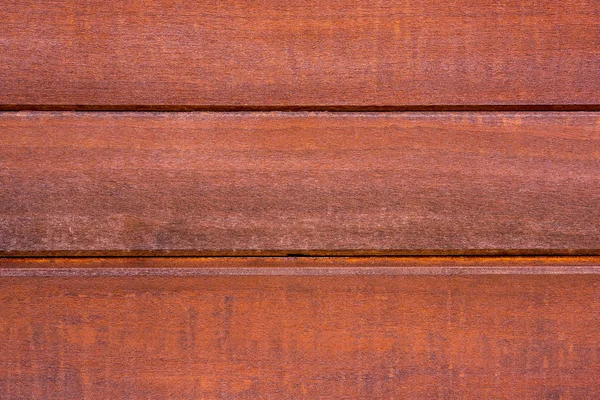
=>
[2,257,599,276]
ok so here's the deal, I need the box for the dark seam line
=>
[1,105,600,112]
[1,251,598,259]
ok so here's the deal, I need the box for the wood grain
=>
[1,111,598,255]
[1,0,599,107]
[1,257,599,399]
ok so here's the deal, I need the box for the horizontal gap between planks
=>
[1,257,599,276]
[2,105,600,112]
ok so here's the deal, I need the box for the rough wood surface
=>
[1,257,599,399]
[1,0,599,107]
[1,112,598,255]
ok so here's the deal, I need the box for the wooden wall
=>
[1,1,599,398]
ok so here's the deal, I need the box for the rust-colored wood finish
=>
[1,257,600,399]
[1,0,599,107]
[3,0,600,397]
[1,112,598,255]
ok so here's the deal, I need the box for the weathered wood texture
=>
[1,112,598,254]
[1,257,600,399]
[1,0,599,107]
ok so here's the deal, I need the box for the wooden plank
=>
[1,257,600,399]
[1,1,599,107]
[1,112,598,255]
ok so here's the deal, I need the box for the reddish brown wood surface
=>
[1,257,599,399]
[1,112,598,255]
[1,0,599,107]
